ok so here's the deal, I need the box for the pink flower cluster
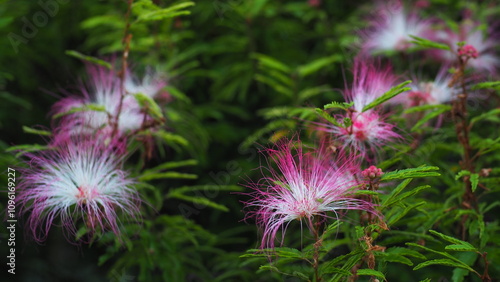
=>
[244,139,376,249]
[17,61,168,243]
[246,1,499,251]
[458,44,479,59]
[52,64,167,136]
[361,1,499,74]
[362,166,383,179]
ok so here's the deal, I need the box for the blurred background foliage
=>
[1,0,499,281]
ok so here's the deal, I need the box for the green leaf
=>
[328,250,365,281]
[403,104,452,114]
[381,165,440,181]
[386,247,426,260]
[343,117,352,128]
[52,103,107,119]
[135,2,195,22]
[452,252,478,282]
[143,159,198,174]
[471,137,500,154]
[362,80,411,112]
[291,271,309,280]
[254,74,293,97]
[245,0,268,18]
[471,81,500,90]
[298,85,333,103]
[134,92,164,120]
[152,130,189,147]
[296,55,341,77]
[323,101,353,110]
[315,108,341,127]
[320,267,351,276]
[165,86,192,104]
[75,226,88,241]
[469,108,500,127]
[413,259,476,273]
[22,126,51,136]
[65,50,112,69]
[6,144,51,157]
[251,53,291,73]
[169,60,200,77]
[429,230,476,251]
[375,251,413,266]
[321,221,343,240]
[138,172,198,181]
[169,185,243,195]
[405,243,479,276]
[382,178,412,206]
[409,35,451,50]
[406,243,451,259]
[470,173,479,192]
[354,190,381,196]
[274,247,304,259]
[411,105,452,132]
[356,269,385,279]
[445,244,477,252]
[391,186,430,205]
[240,249,269,258]
[386,201,426,225]
[263,68,294,87]
[455,170,471,180]
[167,192,229,212]
[258,265,280,272]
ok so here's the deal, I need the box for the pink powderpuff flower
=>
[17,135,140,242]
[243,138,376,249]
[320,110,400,156]
[316,59,401,155]
[124,67,168,100]
[361,1,435,54]
[431,21,500,74]
[395,67,456,107]
[345,59,398,112]
[52,64,166,136]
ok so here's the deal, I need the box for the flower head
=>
[321,111,400,156]
[362,165,383,179]
[244,138,375,249]
[52,64,166,137]
[316,60,400,155]
[345,59,398,112]
[432,21,500,73]
[17,135,140,242]
[458,44,479,59]
[361,2,435,54]
[124,67,168,100]
[395,66,456,107]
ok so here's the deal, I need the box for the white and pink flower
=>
[316,59,401,155]
[52,64,167,137]
[243,138,374,249]
[361,2,435,54]
[17,135,140,242]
